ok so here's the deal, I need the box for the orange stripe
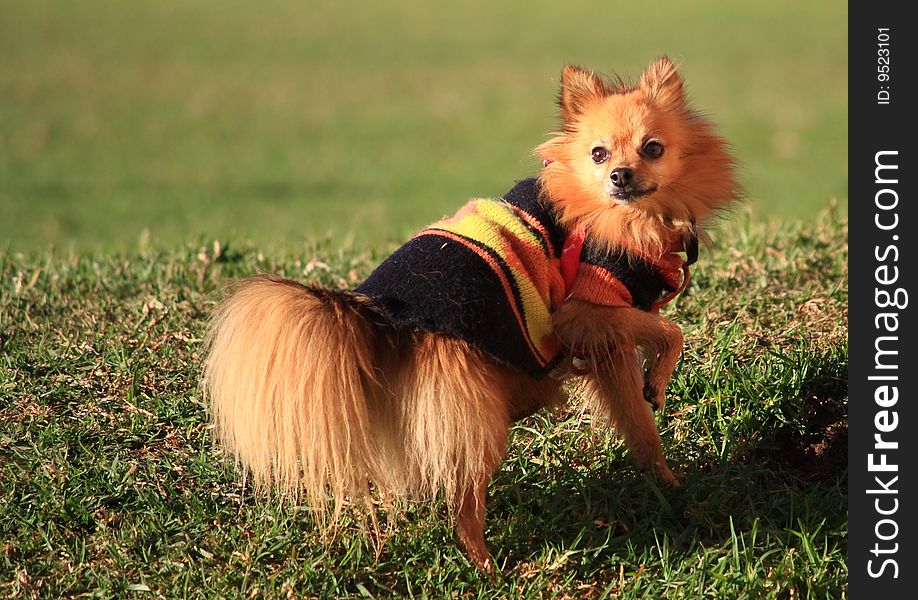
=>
[569,263,633,308]
[507,203,552,253]
[415,229,549,366]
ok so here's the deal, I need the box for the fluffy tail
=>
[202,276,394,521]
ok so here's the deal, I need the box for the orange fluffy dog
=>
[203,57,740,572]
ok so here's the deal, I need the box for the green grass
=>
[1,206,847,598]
[1,0,847,596]
[1,0,846,252]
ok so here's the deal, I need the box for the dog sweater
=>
[356,178,688,378]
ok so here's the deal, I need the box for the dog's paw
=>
[642,382,660,411]
[653,461,681,487]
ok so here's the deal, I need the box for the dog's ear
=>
[559,65,606,122]
[639,56,686,108]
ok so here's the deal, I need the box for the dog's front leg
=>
[586,348,679,485]
[624,308,685,415]
[553,301,682,486]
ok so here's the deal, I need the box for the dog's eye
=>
[591,147,609,164]
[642,140,665,159]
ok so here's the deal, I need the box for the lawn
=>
[1,0,847,597]
[1,0,846,252]
[1,210,847,597]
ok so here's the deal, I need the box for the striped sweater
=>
[356,178,688,378]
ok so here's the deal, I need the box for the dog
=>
[203,57,740,572]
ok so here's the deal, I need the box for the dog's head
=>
[537,57,741,256]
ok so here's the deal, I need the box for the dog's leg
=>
[586,351,678,485]
[455,475,494,572]
[453,405,513,573]
[401,335,513,572]
[554,302,682,485]
[554,301,684,413]
[452,368,563,572]
[623,310,684,414]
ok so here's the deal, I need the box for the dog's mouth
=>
[607,184,658,205]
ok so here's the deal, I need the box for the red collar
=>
[558,227,695,312]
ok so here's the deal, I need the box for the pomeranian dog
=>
[203,57,740,572]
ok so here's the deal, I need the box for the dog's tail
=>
[202,276,396,522]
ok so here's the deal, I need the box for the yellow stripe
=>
[427,199,556,362]
[431,200,541,254]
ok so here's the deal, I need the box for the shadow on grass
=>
[488,356,848,575]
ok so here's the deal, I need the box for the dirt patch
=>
[759,394,848,482]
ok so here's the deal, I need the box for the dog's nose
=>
[610,168,633,188]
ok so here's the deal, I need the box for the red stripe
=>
[560,227,586,294]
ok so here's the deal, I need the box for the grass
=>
[0,0,847,252]
[1,0,847,596]
[1,205,848,598]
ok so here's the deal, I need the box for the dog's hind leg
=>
[455,470,497,572]
[398,334,511,572]
[453,365,565,571]
[449,403,509,573]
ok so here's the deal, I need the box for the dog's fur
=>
[203,58,740,572]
